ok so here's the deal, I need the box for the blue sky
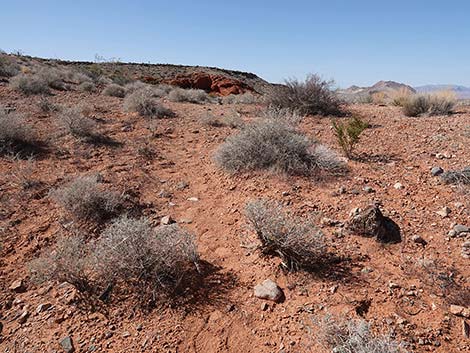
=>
[1,0,469,87]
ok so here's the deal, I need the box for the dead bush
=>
[51,176,121,221]
[124,81,149,95]
[58,107,98,140]
[29,235,93,292]
[38,97,60,113]
[124,89,175,118]
[314,315,406,353]
[0,109,38,156]
[245,199,325,270]
[168,88,210,103]
[93,216,199,300]
[214,119,344,176]
[102,83,125,98]
[266,74,343,116]
[262,106,304,125]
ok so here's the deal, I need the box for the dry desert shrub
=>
[58,107,99,140]
[222,92,258,104]
[29,235,94,292]
[402,91,456,117]
[390,87,413,106]
[51,176,121,221]
[245,199,325,270]
[201,112,243,128]
[168,88,210,103]
[261,106,304,125]
[38,97,60,113]
[124,80,149,95]
[78,81,96,92]
[265,74,343,116]
[440,167,470,185]
[314,315,406,353]
[93,216,199,298]
[102,83,126,97]
[10,73,50,95]
[0,54,20,77]
[0,109,37,156]
[214,119,345,176]
[124,89,175,118]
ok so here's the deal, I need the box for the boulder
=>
[254,279,284,303]
[347,205,401,243]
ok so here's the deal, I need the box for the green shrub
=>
[332,116,369,158]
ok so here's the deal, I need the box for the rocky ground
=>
[0,66,469,352]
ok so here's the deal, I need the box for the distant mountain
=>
[414,84,470,99]
[338,80,415,102]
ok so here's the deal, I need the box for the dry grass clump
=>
[402,91,456,117]
[124,81,149,95]
[266,74,343,116]
[0,54,20,77]
[390,87,413,106]
[102,83,126,98]
[261,106,304,125]
[314,315,406,353]
[51,176,121,221]
[94,216,199,299]
[201,112,243,128]
[168,88,210,103]
[29,235,93,292]
[0,109,37,156]
[245,200,325,270]
[38,97,60,113]
[124,89,175,118]
[214,119,344,176]
[58,107,99,140]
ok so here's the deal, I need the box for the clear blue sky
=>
[1,0,469,87]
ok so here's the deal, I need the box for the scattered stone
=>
[59,336,75,353]
[338,186,346,194]
[9,279,25,293]
[329,285,338,293]
[136,324,143,331]
[453,224,470,236]
[463,320,470,339]
[450,304,470,318]
[393,182,403,190]
[0,321,3,335]
[122,331,131,338]
[363,186,374,193]
[187,197,199,202]
[462,241,470,259]
[160,215,175,225]
[36,303,52,313]
[347,204,401,243]
[320,217,341,227]
[281,191,290,197]
[260,302,269,311]
[389,281,400,289]
[412,235,428,246]
[431,166,444,176]
[436,206,451,218]
[17,310,29,324]
[254,279,284,303]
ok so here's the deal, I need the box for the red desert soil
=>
[0,85,469,352]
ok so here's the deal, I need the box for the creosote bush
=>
[0,109,37,155]
[0,54,20,77]
[51,176,121,221]
[168,88,210,103]
[402,92,456,117]
[314,315,406,353]
[440,167,470,185]
[10,73,50,95]
[78,81,96,92]
[102,83,126,98]
[214,119,344,176]
[124,89,175,118]
[332,115,369,158]
[245,199,325,270]
[201,112,243,128]
[266,74,343,116]
[94,216,199,299]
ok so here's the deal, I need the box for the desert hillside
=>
[0,54,469,353]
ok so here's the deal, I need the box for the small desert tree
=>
[332,115,369,158]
